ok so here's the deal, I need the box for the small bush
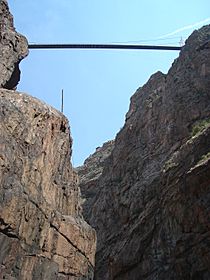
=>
[191,119,210,137]
[195,151,210,167]
[200,152,210,162]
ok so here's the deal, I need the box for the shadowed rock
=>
[77,140,115,219]
[79,25,210,279]
[0,0,28,89]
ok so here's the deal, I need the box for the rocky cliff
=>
[79,25,210,279]
[77,141,114,220]
[0,0,28,89]
[0,1,96,279]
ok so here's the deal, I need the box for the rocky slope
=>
[79,25,210,279]
[77,141,114,220]
[0,1,96,279]
[0,0,28,89]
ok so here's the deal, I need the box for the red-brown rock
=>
[0,2,96,278]
[0,90,96,279]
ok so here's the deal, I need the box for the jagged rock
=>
[0,2,96,278]
[0,0,28,89]
[76,140,114,219]
[79,25,210,279]
[0,90,96,279]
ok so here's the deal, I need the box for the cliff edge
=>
[0,0,28,89]
[0,1,96,279]
[79,25,210,279]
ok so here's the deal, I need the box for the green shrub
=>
[191,119,210,137]
[195,151,210,167]
[200,151,210,163]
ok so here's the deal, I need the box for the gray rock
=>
[79,25,210,279]
[0,0,28,89]
[76,140,115,220]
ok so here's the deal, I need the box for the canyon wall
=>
[0,0,28,89]
[79,25,210,279]
[77,140,114,219]
[0,1,96,279]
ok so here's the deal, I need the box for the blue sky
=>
[9,0,210,166]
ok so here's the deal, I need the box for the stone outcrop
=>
[0,90,96,279]
[79,25,210,279]
[0,1,96,279]
[0,0,28,89]
[76,141,114,219]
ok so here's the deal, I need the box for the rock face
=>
[0,0,28,89]
[79,25,210,279]
[77,141,114,219]
[0,2,96,278]
[0,90,96,279]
